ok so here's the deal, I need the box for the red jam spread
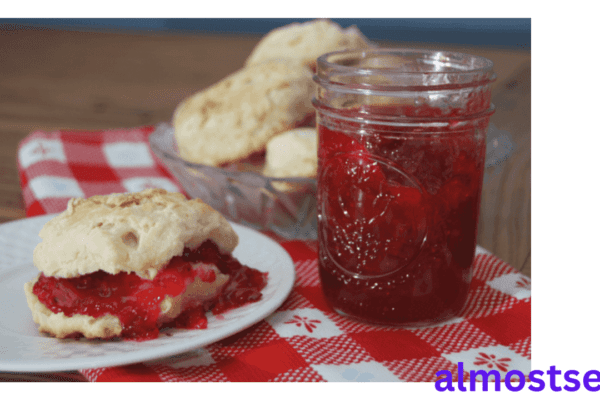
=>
[317,104,488,326]
[33,240,268,340]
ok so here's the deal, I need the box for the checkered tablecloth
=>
[16,126,531,382]
[18,126,183,217]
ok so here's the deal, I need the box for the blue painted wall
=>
[0,18,531,49]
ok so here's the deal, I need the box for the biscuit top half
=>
[33,189,239,279]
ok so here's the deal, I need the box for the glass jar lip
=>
[317,48,495,75]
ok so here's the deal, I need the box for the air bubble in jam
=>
[32,240,268,341]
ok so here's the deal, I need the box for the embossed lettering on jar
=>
[313,49,496,326]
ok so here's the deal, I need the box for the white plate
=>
[0,214,295,372]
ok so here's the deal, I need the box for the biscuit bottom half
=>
[25,240,268,341]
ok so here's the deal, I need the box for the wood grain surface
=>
[0,26,531,280]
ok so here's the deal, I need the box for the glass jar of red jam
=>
[313,49,496,327]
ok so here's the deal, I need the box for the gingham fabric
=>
[18,126,184,217]
[17,126,531,382]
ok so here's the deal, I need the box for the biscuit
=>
[32,189,238,280]
[263,128,318,179]
[173,60,315,166]
[245,19,372,70]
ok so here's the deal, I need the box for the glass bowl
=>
[149,123,317,240]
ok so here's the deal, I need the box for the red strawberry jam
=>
[317,104,489,326]
[314,48,495,326]
[32,240,268,340]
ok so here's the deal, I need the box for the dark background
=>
[0,18,531,49]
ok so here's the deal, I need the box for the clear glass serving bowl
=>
[149,123,317,240]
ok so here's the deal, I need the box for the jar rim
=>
[317,48,494,76]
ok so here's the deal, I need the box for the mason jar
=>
[313,49,495,326]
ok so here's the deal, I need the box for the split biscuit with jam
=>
[245,19,372,70]
[173,59,314,167]
[24,189,267,340]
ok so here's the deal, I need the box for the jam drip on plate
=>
[33,240,268,341]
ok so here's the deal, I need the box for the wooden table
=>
[0,26,531,279]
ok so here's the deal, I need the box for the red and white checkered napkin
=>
[17,126,185,217]
[17,127,531,382]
